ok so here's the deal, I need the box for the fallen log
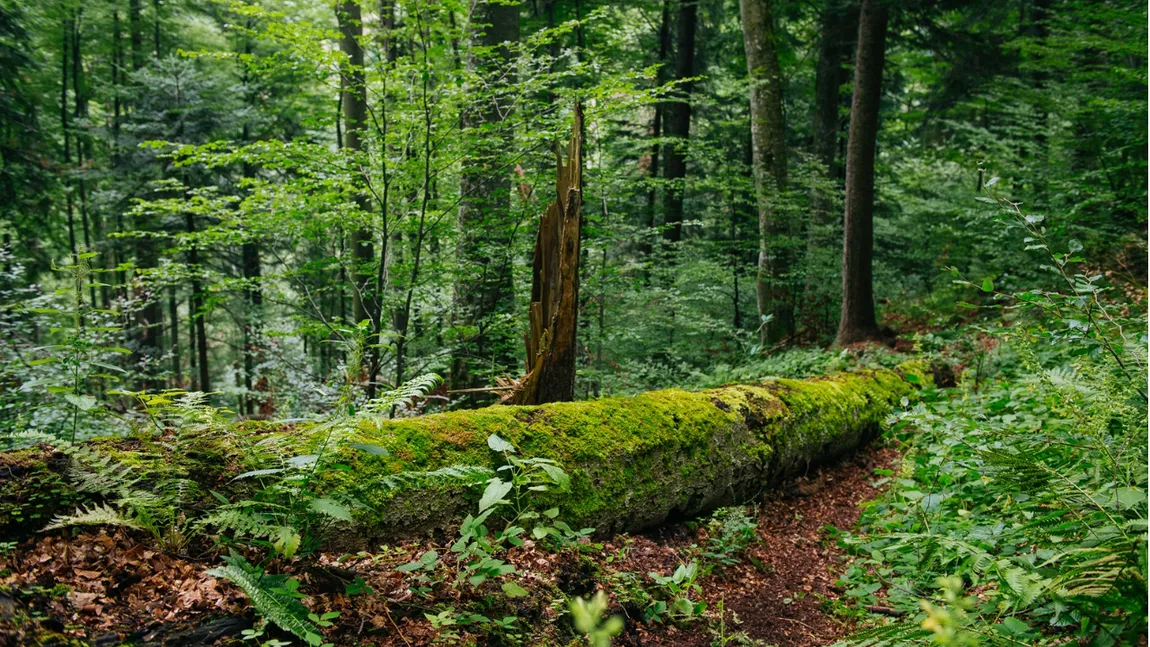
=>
[1,361,934,545]
[321,360,934,541]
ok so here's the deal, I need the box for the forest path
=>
[630,443,899,647]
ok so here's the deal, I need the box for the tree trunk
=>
[515,106,583,405]
[71,10,97,310]
[812,0,856,185]
[152,0,161,58]
[639,0,671,269]
[337,0,375,335]
[187,213,210,392]
[740,0,790,345]
[834,0,887,346]
[128,0,144,71]
[169,287,181,387]
[661,0,697,245]
[451,0,520,398]
[61,21,77,261]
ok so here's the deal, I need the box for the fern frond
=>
[832,620,931,646]
[44,503,141,530]
[208,552,323,646]
[360,373,442,416]
[197,505,278,539]
[372,464,495,493]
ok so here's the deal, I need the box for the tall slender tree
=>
[812,0,856,186]
[834,0,888,346]
[661,0,696,245]
[639,0,671,268]
[337,0,373,334]
[740,0,790,344]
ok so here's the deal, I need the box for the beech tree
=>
[739,0,789,345]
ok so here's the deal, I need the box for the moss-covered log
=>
[321,361,932,541]
[1,361,932,544]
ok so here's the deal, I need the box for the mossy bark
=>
[321,360,931,541]
[2,361,933,544]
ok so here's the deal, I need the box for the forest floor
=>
[1,444,899,646]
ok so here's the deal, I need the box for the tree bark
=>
[187,212,210,392]
[639,0,672,269]
[2,362,935,543]
[337,0,375,336]
[128,0,144,71]
[834,0,887,346]
[451,0,520,398]
[812,0,856,185]
[71,10,97,310]
[661,0,697,245]
[740,0,791,345]
[515,106,583,405]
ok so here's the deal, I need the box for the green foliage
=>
[834,217,1147,646]
[208,551,333,647]
[648,561,708,624]
[569,590,624,647]
[205,372,445,557]
[701,506,758,567]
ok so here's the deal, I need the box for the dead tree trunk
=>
[514,106,583,405]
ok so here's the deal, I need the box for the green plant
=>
[702,506,758,568]
[569,590,624,647]
[206,372,444,558]
[835,206,1147,646]
[20,252,128,443]
[431,433,581,590]
[649,561,708,623]
[208,551,336,646]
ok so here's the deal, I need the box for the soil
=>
[0,445,899,647]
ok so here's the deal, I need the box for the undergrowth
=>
[832,197,1148,646]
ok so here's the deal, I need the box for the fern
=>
[207,551,325,646]
[372,464,495,492]
[44,503,141,530]
[360,373,442,417]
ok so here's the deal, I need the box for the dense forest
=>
[0,0,1145,644]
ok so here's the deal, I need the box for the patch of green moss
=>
[0,450,73,539]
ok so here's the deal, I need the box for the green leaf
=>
[487,434,516,454]
[502,581,529,598]
[63,393,100,412]
[538,464,570,491]
[981,278,994,292]
[308,498,353,521]
[208,552,323,645]
[348,443,389,456]
[479,479,513,512]
[273,526,301,559]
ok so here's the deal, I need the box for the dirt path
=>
[1,445,898,646]
[627,446,899,647]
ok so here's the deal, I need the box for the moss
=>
[1,363,937,546]
[303,365,932,541]
[0,449,73,539]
